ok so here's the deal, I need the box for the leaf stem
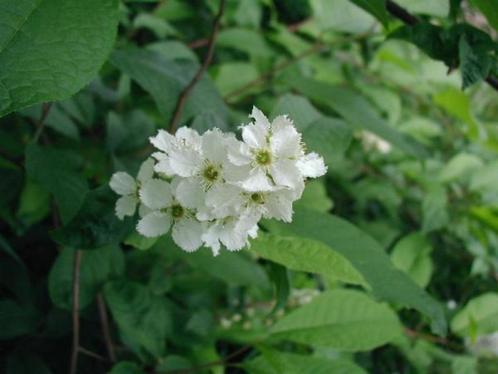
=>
[69,250,83,374]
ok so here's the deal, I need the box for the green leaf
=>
[52,186,134,250]
[270,289,402,351]
[251,233,365,286]
[109,361,145,374]
[16,180,51,227]
[390,233,433,288]
[439,153,483,183]
[422,185,449,233]
[265,208,447,335]
[267,262,290,312]
[295,180,333,213]
[110,48,228,124]
[104,280,173,358]
[469,0,498,31]
[451,293,498,337]
[271,94,322,130]
[311,0,377,34]
[349,0,389,27]
[395,0,450,16]
[459,34,493,88]
[25,144,88,224]
[217,28,274,58]
[288,77,428,158]
[245,349,367,374]
[48,246,124,310]
[215,62,259,97]
[0,299,40,340]
[0,0,119,117]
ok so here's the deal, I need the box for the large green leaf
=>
[270,289,402,351]
[245,349,366,374]
[104,280,173,358]
[25,144,88,224]
[288,77,428,158]
[265,208,447,335]
[0,0,119,117]
[48,246,124,310]
[251,233,365,286]
[396,0,450,17]
[111,48,228,124]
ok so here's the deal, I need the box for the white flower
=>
[137,177,203,252]
[109,158,154,219]
[228,106,304,191]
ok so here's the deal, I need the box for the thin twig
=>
[32,102,52,143]
[167,0,226,133]
[78,347,108,362]
[404,328,462,351]
[386,0,498,91]
[164,346,251,374]
[97,293,116,363]
[69,250,83,374]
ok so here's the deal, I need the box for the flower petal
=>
[296,152,327,178]
[169,147,202,177]
[250,106,271,128]
[175,177,205,209]
[150,129,176,152]
[202,222,223,256]
[240,168,274,192]
[176,127,202,150]
[201,128,227,163]
[172,217,203,252]
[264,192,294,222]
[115,195,137,219]
[137,158,155,183]
[227,139,252,166]
[137,211,172,238]
[206,184,244,218]
[270,115,303,159]
[270,159,302,189]
[109,172,136,195]
[139,179,172,210]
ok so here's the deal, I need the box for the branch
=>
[167,0,226,133]
[97,293,116,363]
[385,0,498,92]
[69,250,83,374]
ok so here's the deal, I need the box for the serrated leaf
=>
[270,289,402,351]
[0,0,119,116]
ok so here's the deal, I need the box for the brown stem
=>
[69,250,83,374]
[97,293,116,363]
[78,347,108,362]
[386,0,498,91]
[167,0,226,134]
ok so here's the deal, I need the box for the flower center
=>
[250,193,265,204]
[202,164,219,182]
[255,149,271,166]
[171,204,184,219]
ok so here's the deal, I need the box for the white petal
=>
[139,179,172,210]
[227,140,252,166]
[202,222,223,256]
[250,106,271,128]
[201,128,227,163]
[115,195,137,219]
[138,204,152,218]
[206,184,244,218]
[270,159,303,189]
[169,147,202,177]
[150,130,176,152]
[175,177,205,209]
[137,211,172,238]
[240,168,274,192]
[176,127,202,150]
[172,218,203,252]
[242,123,268,149]
[109,172,136,195]
[270,116,303,159]
[296,153,327,178]
[137,158,155,183]
[264,192,294,222]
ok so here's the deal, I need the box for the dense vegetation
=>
[1,0,498,373]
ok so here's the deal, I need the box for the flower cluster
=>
[110,107,327,255]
